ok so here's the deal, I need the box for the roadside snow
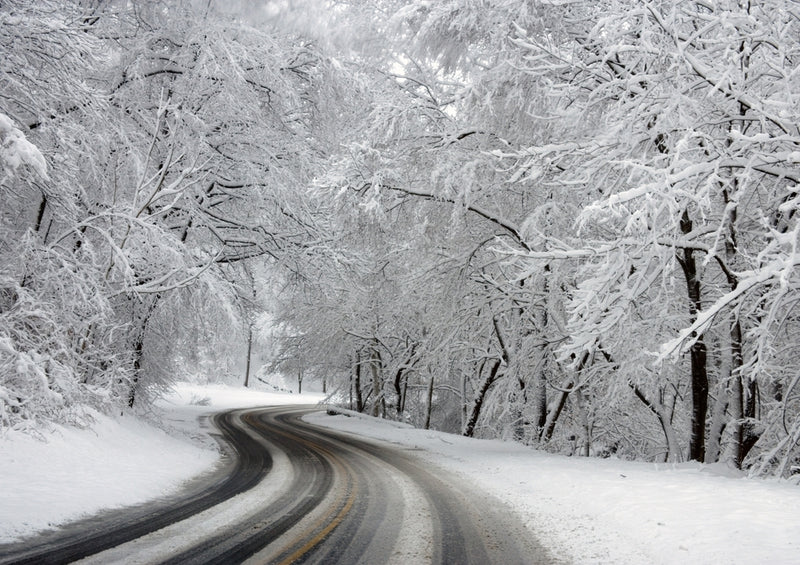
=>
[0,383,323,544]
[305,409,800,565]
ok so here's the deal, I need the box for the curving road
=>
[0,406,554,564]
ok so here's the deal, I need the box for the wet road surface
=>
[0,406,555,564]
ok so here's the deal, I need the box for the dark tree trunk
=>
[369,346,382,417]
[740,377,760,463]
[677,209,709,462]
[393,346,417,416]
[731,317,746,466]
[400,375,408,414]
[513,376,527,442]
[541,382,571,444]
[463,359,502,437]
[243,326,252,388]
[354,352,364,413]
[541,350,590,443]
[534,372,548,432]
[533,275,549,435]
[394,366,406,416]
[688,340,709,461]
[128,335,144,408]
[127,297,159,408]
[424,375,434,430]
[34,194,47,233]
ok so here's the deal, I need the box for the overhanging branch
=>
[381,184,531,251]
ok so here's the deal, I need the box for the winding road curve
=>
[0,406,553,564]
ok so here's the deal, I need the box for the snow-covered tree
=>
[302,0,800,476]
[0,0,349,424]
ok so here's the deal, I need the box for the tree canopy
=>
[2,0,799,479]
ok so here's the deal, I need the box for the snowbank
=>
[0,409,216,543]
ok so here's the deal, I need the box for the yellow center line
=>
[245,411,359,564]
[276,479,357,565]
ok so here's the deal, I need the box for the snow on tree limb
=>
[658,252,800,362]
[0,113,48,181]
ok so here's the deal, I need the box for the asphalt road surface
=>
[0,406,555,564]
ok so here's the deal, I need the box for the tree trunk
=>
[424,374,434,430]
[243,325,252,388]
[400,375,408,414]
[575,387,591,457]
[630,381,683,462]
[463,358,501,437]
[727,298,760,466]
[34,194,47,233]
[740,376,760,463]
[394,345,416,416]
[533,370,548,435]
[677,209,709,462]
[534,267,550,435]
[127,296,159,408]
[541,350,589,443]
[706,380,728,464]
[460,370,467,431]
[394,366,405,416]
[128,334,144,408]
[354,353,364,413]
[541,382,571,444]
[730,317,747,466]
[369,346,382,417]
[688,338,709,462]
[513,377,527,442]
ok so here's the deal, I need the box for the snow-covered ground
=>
[1,383,798,565]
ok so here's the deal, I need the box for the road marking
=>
[275,481,356,565]
[261,424,359,565]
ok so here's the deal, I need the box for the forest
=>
[1,0,799,479]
